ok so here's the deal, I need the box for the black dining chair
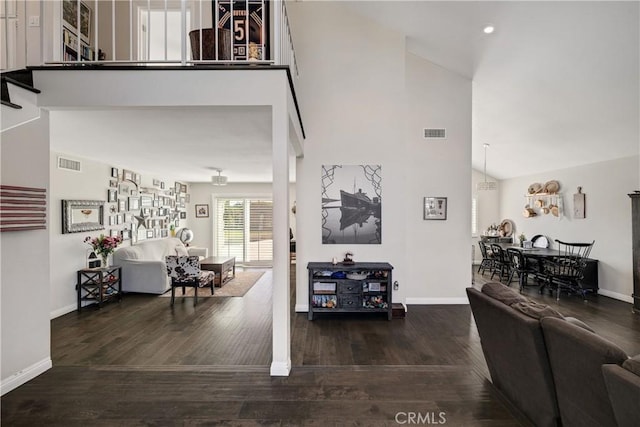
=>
[477,241,494,275]
[490,244,511,282]
[541,239,595,300]
[506,248,538,291]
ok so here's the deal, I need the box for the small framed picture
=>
[153,179,161,187]
[180,183,188,194]
[107,189,117,203]
[195,204,209,218]
[110,229,119,237]
[109,179,118,188]
[424,197,447,220]
[160,181,165,189]
[146,229,154,238]
[111,167,118,178]
[118,199,127,212]
[121,229,131,240]
[118,183,130,195]
[175,182,182,193]
[123,169,134,182]
[128,197,140,211]
[180,211,187,219]
[185,194,190,203]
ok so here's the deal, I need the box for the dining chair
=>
[542,240,595,300]
[506,248,538,291]
[477,241,494,275]
[490,244,511,282]
[165,255,215,306]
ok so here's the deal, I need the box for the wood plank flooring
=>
[2,265,639,425]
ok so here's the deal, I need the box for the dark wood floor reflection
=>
[2,265,638,425]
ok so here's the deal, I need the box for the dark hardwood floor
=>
[2,264,639,425]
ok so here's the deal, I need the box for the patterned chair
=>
[165,256,215,306]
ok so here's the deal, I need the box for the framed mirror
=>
[62,200,105,234]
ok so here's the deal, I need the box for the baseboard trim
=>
[295,304,308,313]
[598,289,633,304]
[50,303,76,319]
[1,357,52,396]
[270,360,291,376]
[405,297,469,305]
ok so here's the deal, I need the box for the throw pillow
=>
[481,281,528,306]
[622,354,640,376]
[510,300,565,320]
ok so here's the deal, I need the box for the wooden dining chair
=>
[506,248,538,291]
[541,240,595,300]
[477,241,494,275]
[490,244,511,282]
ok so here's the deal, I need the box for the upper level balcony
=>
[1,0,298,74]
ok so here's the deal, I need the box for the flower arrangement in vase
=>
[84,234,123,267]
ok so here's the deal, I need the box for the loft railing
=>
[1,0,298,76]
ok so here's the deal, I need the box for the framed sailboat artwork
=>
[321,164,382,244]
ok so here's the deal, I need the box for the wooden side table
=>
[76,266,122,311]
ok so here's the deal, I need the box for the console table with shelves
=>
[307,262,393,320]
[76,266,122,311]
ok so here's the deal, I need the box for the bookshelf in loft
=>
[62,0,94,61]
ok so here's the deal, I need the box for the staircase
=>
[1,69,41,132]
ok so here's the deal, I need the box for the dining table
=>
[496,243,599,293]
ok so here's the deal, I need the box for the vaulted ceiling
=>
[348,1,639,180]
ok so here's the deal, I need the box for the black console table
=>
[307,262,393,320]
[76,266,122,311]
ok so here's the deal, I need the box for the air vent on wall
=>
[423,128,446,139]
[57,156,81,172]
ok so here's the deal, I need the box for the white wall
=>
[187,181,296,258]
[49,151,186,318]
[500,155,639,302]
[1,113,51,395]
[404,53,472,302]
[289,2,472,309]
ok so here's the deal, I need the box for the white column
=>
[270,102,291,376]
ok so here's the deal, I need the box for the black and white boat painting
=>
[321,165,382,244]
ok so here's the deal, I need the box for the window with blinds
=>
[471,197,478,236]
[215,198,273,265]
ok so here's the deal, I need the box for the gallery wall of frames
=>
[104,167,190,243]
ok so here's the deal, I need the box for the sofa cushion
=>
[466,287,560,427]
[565,316,595,333]
[622,354,640,376]
[481,281,528,305]
[175,245,189,256]
[541,317,628,427]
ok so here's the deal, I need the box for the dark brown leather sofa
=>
[602,355,640,427]
[467,283,636,427]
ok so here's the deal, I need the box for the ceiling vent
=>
[423,128,446,139]
[57,156,81,172]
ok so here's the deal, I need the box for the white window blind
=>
[216,198,272,265]
[471,197,478,236]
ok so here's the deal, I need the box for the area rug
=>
[160,271,265,298]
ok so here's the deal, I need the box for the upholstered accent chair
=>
[165,256,215,306]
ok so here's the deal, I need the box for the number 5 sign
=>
[215,0,269,61]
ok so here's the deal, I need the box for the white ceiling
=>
[49,1,639,182]
[51,106,280,183]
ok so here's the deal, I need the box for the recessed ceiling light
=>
[483,25,495,34]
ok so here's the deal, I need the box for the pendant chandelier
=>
[211,169,228,186]
[477,143,497,191]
